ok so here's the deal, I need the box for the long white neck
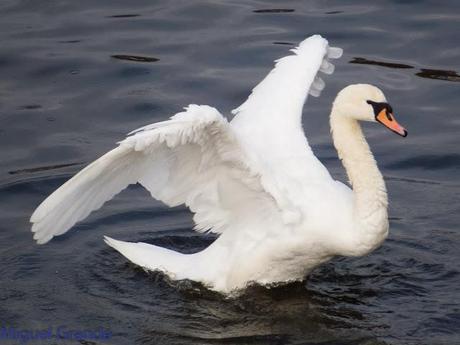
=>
[330,104,389,256]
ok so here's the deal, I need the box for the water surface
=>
[1,1,459,344]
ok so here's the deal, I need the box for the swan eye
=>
[367,100,394,120]
[386,111,393,122]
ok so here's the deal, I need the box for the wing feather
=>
[231,34,342,151]
[31,35,344,244]
[31,105,268,244]
[229,35,343,224]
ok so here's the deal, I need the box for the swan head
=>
[333,84,407,137]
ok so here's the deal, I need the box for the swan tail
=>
[104,236,193,280]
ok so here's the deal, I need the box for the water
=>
[1,1,459,344]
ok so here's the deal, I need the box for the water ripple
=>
[111,55,160,63]
[1,1,459,344]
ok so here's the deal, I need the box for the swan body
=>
[30,35,407,293]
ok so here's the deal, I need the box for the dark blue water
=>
[1,1,459,344]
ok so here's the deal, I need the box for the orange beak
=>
[376,109,407,137]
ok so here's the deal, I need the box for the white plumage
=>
[31,35,405,293]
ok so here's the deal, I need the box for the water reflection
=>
[111,55,160,63]
[273,41,295,46]
[107,14,141,18]
[19,104,42,110]
[253,9,295,14]
[416,68,460,82]
[8,162,83,175]
[350,57,460,82]
[57,40,81,44]
[350,57,413,69]
[115,272,379,344]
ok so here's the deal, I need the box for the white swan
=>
[30,35,407,293]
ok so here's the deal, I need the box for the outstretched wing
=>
[31,35,344,244]
[232,35,341,125]
[230,35,343,223]
[31,105,277,244]
[231,34,342,161]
